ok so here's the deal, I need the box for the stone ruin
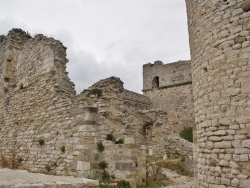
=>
[1,1,249,187]
[0,29,193,187]
[143,60,194,134]
[186,0,250,187]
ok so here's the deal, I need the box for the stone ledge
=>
[0,168,99,188]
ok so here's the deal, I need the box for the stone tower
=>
[142,60,194,134]
[186,0,250,187]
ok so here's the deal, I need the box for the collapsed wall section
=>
[0,29,194,187]
[186,0,250,187]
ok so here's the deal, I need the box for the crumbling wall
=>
[0,29,193,187]
[143,60,191,91]
[0,30,148,187]
[143,61,194,134]
[186,0,250,187]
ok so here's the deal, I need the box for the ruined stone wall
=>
[143,110,193,160]
[0,30,149,186]
[0,29,194,187]
[143,61,194,134]
[186,0,250,187]
[122,89,150,109]
[143,60,191,91]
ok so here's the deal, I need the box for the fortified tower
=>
[142,60,194,134]
[186,0,250,187]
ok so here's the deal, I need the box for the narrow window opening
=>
[152,76,159,88]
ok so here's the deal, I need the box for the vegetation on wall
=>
[97,141,105,152]
[117,180,131,188]
[37,138,45,146]
[179,126,193,143]
[106,133,115,142]
[60,145,65,153]
[106,133,124,144]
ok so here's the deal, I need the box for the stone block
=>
[124,137,135,144]
[242,139,250,148]
[214,141,232,149]
[76,161,90,171]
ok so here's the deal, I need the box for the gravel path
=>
[0,168,99,187]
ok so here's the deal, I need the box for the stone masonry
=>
[143,60,194,134]
[0,29,193,188]
[186,0,250,187]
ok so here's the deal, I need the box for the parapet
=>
[142,60,191,91]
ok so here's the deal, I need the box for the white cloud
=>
[0,0,190,93]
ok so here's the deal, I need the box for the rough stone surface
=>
[143,61,194,134]
[0,29,193,187]
[0,168,99,187]
[186,0,250,187]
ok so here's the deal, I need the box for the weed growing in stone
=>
[117,180,131,188]
[179,126,193,143]
[60,145,65,153]
[37,138,45,146]
[98,161,108,170]
[97,141,105,152]
[102,170,111,183]
[45,164,51,172]
[115,138,124,144]
[106,133,115,142]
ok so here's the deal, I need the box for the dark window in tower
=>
[152,76,159,88]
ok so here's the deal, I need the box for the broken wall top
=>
[143,60,192,91]
[0,28,76,97]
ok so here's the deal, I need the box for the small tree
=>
[179,126,193,143]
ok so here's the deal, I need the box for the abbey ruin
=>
[0,0,250,188]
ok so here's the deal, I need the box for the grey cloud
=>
[0,0,190,94]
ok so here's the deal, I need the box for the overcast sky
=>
[0,0,190,93]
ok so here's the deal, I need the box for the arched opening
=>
[152,76,159,88]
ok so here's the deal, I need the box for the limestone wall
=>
[144,84,194,134]
[0,29,194,187]
[143,60,191,91]
[143,61,194,134]
[186,0,250,187]
[122,89,150,109]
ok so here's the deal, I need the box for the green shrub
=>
[179,126,193,143]
[102,170,111,183]
[115,138,124,144]
[117,180,131,188]
[98,161,108,170]
[106,133,115,142]
[45,164,51,172]
[97,141,105,152]
[37,138,45,146]
[60,145,65,153]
